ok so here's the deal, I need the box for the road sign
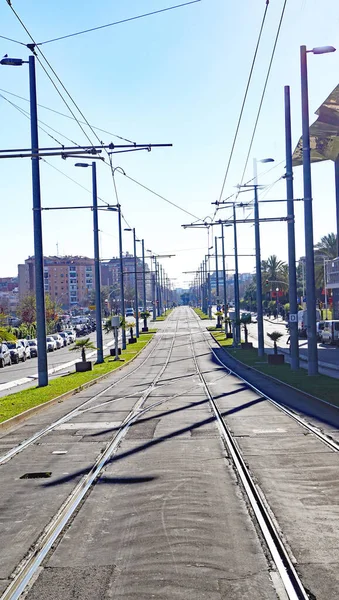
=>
[89,305,95,311]
[289,313,297,322]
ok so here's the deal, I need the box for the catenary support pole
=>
[335,158,339,257]
[117,204,126,349]
[92,162,104,363]
[215,236,219,302]
[300,45,318,375]
[133,229,139,338]
[221,224,228,336]
[284,85,299,370]
[29,55,48,387]
[253,163,265,357]
[233,205,241,345]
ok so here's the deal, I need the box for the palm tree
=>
[314,233,338,288]
[267,331,283,355]
[262,255,288,284]
[69,338,96,363]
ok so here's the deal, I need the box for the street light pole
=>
[29,55,48,386]
[142,239,147,313]
[284,85,299,370]
[116,204,126,350]
[233,204,240,345]
[91,162,104,363]
[221,224,227,336]
[215,236,219,303]
[133,229,139,338]
[300,45,318,375]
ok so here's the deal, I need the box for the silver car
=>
[18,339,31,360]
[0,343,11,368]
[51,334,63,349]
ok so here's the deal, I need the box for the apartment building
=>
[18,256,95,308]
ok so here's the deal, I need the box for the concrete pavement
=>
[1,308,339,598]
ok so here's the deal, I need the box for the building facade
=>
[18,256,95,308]
[326,257,339,318]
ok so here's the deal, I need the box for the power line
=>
[217,0,270,204]
[117,169,205,222]
[238,0,288,187]
[0,91,81,147]
[0,87,135,144]
[0,33,25,45]
[6,4,102,147]
[37,1,202,46]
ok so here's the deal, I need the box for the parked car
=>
[59,332,70,346]
[6,341,26,364]
[28,339,38,358]
[65,329,76,343]
[18,339,31,359]
[51,334,63,349]
[298,309,321,338]
[46,336,57,352]
[320,320,339,345]
[0,343,11,367]
[125,308,134,317]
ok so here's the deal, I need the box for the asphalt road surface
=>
[1,307,339,599]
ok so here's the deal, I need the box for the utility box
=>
[111,316,120,328]
[229,311,236,321]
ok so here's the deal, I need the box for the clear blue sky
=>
[0,0,338,287]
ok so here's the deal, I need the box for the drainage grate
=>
[20,472,52,479]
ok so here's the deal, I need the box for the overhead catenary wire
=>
[0,87,136,144]
[0,91,82,147]
[36,1,202,46]
[238,0,288,188]
[0,33,26,45]
[217,0,271,206]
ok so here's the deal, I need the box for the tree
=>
[69,338,96,362]
[240,313,251,344]
[267,331,283,355]
[261,255,288,285]
[314,233,338,288]
[17,294,36,325]
[0,328,16,343]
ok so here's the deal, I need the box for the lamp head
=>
[312,46,336,55]
[74,163,90,168]
[258,158,274,164]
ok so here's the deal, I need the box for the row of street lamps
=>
[186,44,336,376]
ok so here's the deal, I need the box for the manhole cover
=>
[20,472,52,479]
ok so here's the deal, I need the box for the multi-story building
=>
[0,277,18,292]
[101,253,152,303]
[18,256,95,308]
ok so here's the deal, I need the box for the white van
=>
[298,309,321,338]
[320,321,339,345]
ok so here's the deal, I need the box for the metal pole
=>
[29,56,48,387]
[141,241,146,312]
[117,204,126,350]
[154,258,159,318]
[253,162,264,357]
[233,205,241,345]
[92,162,104,363]
[152,266,156,321]
[221,224,227,336]
[324,259,328,319]
[300,45,318,375]
[157,263,161,316]
[207,272,212,319]
[215,236,219,303]
[133,229,139,338]
[284,85,299,370]
[335,159,339,257]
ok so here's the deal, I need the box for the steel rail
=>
[1,317,180,600]
[201,326,339,452]
[0,315,176,465]
[189,324,309,600]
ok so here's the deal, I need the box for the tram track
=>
[0,317,182,600]
[0,316,177,465]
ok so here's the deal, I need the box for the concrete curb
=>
[0,333,155,433]
[209,332,335,408]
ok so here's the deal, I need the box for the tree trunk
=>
[244,325,248,344]
[82,347,86,362]
[274,341,277,355]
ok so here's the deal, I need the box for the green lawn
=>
[152,309,173,321]
[211,331,339,406]
[0,332,155,424]
[193,308,213,320]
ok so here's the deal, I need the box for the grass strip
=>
[211,331,339,406]
[0,332,155,424]
[152,309,173,322]
[193,308,212,320]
